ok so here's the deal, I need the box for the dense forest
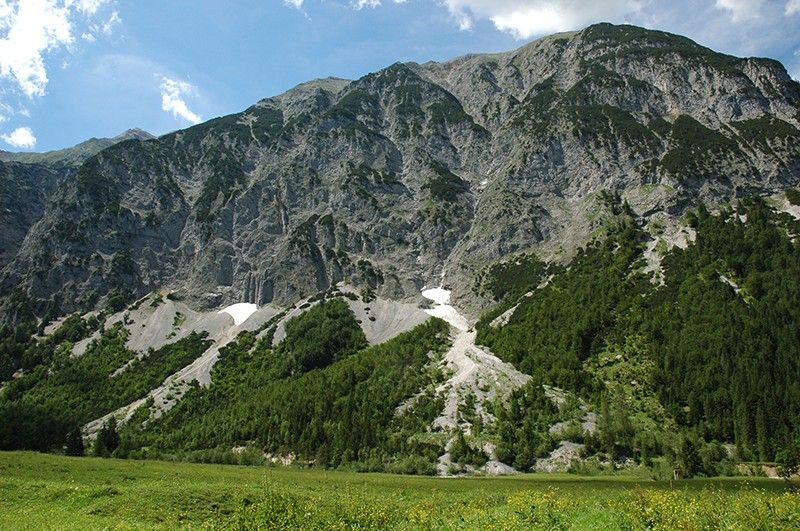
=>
[478,195,800,470]
[0,298,452,473]
[117,301,450,473]
[0,322,211,452]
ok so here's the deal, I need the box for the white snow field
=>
[218,302,258,326]
[421,287,470,331]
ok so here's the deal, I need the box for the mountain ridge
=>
[1,22,798,320]
[0,128,155,168]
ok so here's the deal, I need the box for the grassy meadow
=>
[1,452,799,529]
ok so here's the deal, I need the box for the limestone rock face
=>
[2,23,799,318]
[0,161,67,271]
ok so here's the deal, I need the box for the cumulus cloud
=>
[284,0,304,8]
[438,0,640,39]
[0,0,116,99]
[160,76,202,125]
[0,0,73,97]
[1,126,37,148]
[714,0,765,21]
[787,0,800,15]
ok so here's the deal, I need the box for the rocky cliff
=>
[2,23,799,319]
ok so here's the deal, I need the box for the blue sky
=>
[1,0,799,152]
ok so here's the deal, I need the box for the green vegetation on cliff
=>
[118,305,449,472]
[478,197,800,469]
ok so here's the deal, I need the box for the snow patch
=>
[218,303,258,326]
[421,287,469,331]
[421,287,451,305]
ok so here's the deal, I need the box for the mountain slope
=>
[1,23,798,319]
[0,161,65,271]
[0,129,156,276]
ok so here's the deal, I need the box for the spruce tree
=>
[64,427,85,456]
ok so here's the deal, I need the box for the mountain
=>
[1,24,799,476]
[0,161,64,270]
[0,129,155,277]
[0,129,155,168]
[1,25,798,318]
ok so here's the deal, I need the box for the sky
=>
[0,0,798,152]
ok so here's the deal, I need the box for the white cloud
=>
[101,10,120,34]
[0,102,14,123]
[82,8,120,40]
[714,0,765,21]
[71,0,110,15]
[1,126,37,148]
[0,0,117,100]
[0,0,73,97]
[160,76,202,125]
[285,0,408,11]
[438,0,640,39]
[787,0,800,15]
[354,0,381,8]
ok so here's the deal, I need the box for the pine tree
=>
[449,430,469,463]
[680,437,701,478]
[92,426,107,457]
[92,418,120,457]
[64,426,85,456]
[104,417,120,455]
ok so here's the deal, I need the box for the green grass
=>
[1,452,798,529]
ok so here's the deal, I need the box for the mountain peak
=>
[115,128,155,141]
[2,22,799,319]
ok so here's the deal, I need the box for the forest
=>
[118,300,451,473]
[478,195,800,472]
[0,321,211,452]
